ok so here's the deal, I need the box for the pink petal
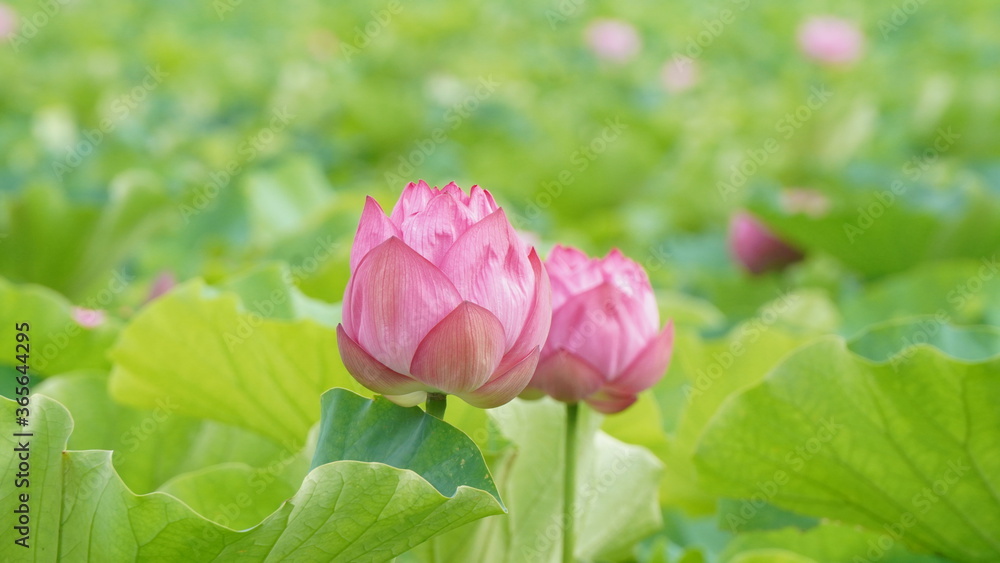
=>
[439,209,534,348]
[398,191,478,265]
[337,325,427,395]
[340,272,359,336]
[546,246,657,318]
[441,182,468,203]
[586,387,638,414]
[546,245,603,309]
[529,349,606,403]
[600,248,659,322]
[496,247,551,375]
[389,180,436,224]
[545,282,653,377]
[343,237,463,374]
[609,322,674,393]
[466,185,500,219]
[548,245,592,269]
[459,347,540,408]
[350,196,402,272]
[410,301,507,394]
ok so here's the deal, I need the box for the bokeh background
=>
[3,0,999,321]
[3,1,1000,561]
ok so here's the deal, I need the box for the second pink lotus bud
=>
[525,246,674,414]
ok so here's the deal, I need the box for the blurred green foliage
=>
[2,0,998,314]
[2,0,1000,561]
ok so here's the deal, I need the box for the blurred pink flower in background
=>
[338,181,551,409]
[781,188,831,218]
[526,246,673,414]
[585,19,641,63]
[797,16,864,65]
[661,56,699,93]
[728,212,804,275]
[73,307,106,328]
[145,271,177,303]
[0,4,17,40]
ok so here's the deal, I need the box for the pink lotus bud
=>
[585,19,641,63]
[73,307,106,328]
[797,16,864,65]
[526,246,673,414]
[338,181,551,409]
[661,56,699,93]
[728,212,804,274]
[0,4,16,41]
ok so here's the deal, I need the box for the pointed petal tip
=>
[460,347,540,409]
[611,321,675,394]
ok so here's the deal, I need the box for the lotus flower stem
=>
[562,402,579,563]
[425,392,447,419]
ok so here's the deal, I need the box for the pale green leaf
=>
[0,278,119,377]
[1,394,505,562]
[695,331,1000,562]
[109,273,364,446]
[423,398,663,563]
